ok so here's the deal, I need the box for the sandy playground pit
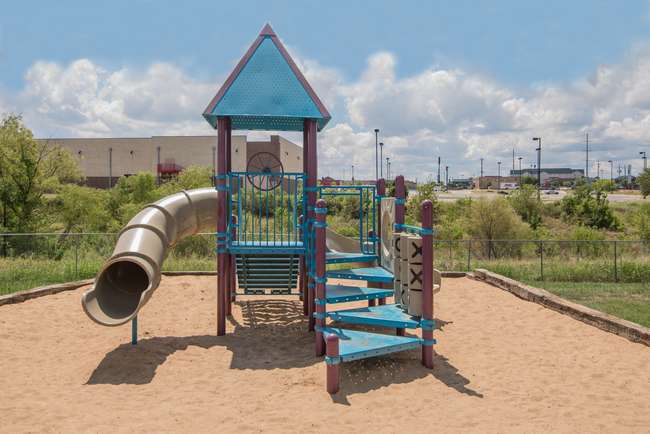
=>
[1,275,650,433]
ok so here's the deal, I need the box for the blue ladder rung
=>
[328,304,421,329]
[326,267,394,283]
[322,327,422,363]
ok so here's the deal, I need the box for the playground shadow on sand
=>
[86,299,481,400]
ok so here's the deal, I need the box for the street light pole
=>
[498,162,501,191]
[352,165,354,185]
[608,160,613,185]
[641,151,647,170]
[380,142,384,179]
[374,129,379,183]
[518,157,522,188]
[386,157,389,182]
[533,137,541,199]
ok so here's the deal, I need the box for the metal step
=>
[322,327,422,363]
[236,253,299,294]
[326,267,394,283]
[324,285,393,304]
[326,252,379,264]
[328,304,422,329]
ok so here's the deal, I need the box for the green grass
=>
[523,281,650,328]
[474,257,650,283]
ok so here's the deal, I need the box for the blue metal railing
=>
[317,185,379,255]
[228,172,307,247]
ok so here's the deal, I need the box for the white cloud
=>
[3,45,650,181]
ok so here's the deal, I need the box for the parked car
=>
[497,191,508,195]
[545,190,559,195]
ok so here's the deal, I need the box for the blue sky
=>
[1,0,650,181]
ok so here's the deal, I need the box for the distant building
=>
[474,176,519,190]
[450,178,473,188]
[39,135,303,189]
[510,168,584,186]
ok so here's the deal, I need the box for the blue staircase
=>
[320,252,434,366]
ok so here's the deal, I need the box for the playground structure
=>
[81,24,442,393]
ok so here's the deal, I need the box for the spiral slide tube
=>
[82,188,220,326]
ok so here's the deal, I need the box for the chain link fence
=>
[433,239,650,283]
[1,233,648,295]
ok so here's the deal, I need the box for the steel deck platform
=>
[325,285,393,304]
[326,267,394,283]
[328,304,423,329]
[322,327,422,362]
[325,253,379,264]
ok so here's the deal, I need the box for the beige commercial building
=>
[44,135,304,188]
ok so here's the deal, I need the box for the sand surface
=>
[1,276,650,433]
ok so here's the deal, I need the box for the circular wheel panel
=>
[246,152,284,191]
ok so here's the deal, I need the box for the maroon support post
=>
[421,199,434,369]
[326,334,340,394]
[395,175,406,336]
[315,199,327,357]
[216,117,229,336]
[306,119,318,332]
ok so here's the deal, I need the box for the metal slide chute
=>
[82,188,219,327]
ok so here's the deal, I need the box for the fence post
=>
[539,240,544,282]
[75,234,79,280]
[614,241,617,283]
[467,240,471,272]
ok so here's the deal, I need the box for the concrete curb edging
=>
[0,279,95,307]
[471,269,650,347]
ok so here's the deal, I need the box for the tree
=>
[575,177,587,187]
[466,195,530,259]
[593,179,615,193]
[407,181,440,222]
[563,181,572,187]
[521,175,538,186]
[106,172,158,230]
[636,168,650,199]
[53,185,109,233]
[0,113,84,233]
[156,165,215,199]
[508,183,542,229]
[486,181,492,189]
[560,185,622,230]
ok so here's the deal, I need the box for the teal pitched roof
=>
[203,24,331,132]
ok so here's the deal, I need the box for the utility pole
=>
[584,134,590,184]
[512,149,515,175]
[480,158,484,189]
[437,157,441,184]
[597,161,601,179]
[446,166,449,189]
[374,129,379,183]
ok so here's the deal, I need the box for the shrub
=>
[560,185,622,230]
[465,195,530,259]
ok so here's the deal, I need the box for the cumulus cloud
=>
[5,59,221,138]
[318,49,650,181]
[2,45,650,181]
